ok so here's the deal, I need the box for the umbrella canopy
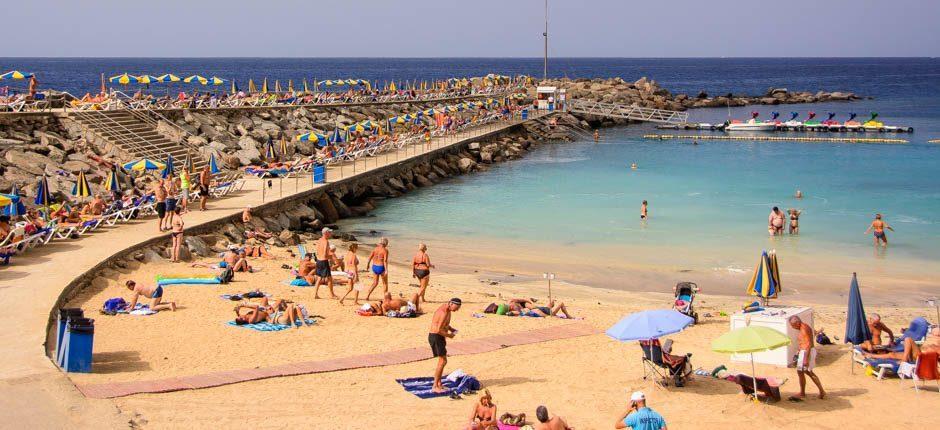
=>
[2,184,26,216]
[248,79,257,93]
[104,170,122,194]
[209,153,220,174]
[71,171,92,198]
[295,131,329,146]
[330,128,345,144]
[123,158,166,172]
[184,75,208,85]
[746,251,779,300]
[209,76,226,86]
[34,176,52,206]
[162,154,175,179]
[136,75,160,85]
[0,194,11,208]
[606,310,694,342]
[844,273,872,345]
[109,73,138,85]
[712,326,791,354]
[156,74,181,83]
[0,70,33,80]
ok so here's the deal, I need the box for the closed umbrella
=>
[845,272,871,374]
[746,251,779,305]
[184,153,195,174]
[712,326,791,402]
[209,153,220,174]
[34,175,52,219]
[248,79,257,94]
[606,310,694,342]
[265,139,276,160]
[71,171,92,201]
[274,80,281,93]
[230,79,239,94]
[302,78,309,93]
[330,128,345,144]
[162,154,175,179]
[279,137,290,160]
[261,78,268,93]
[104,169,122,194]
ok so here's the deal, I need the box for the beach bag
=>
[484,303,498,314]
[218,267,234,284]
[103,297,127,315]
[816,332,833,345]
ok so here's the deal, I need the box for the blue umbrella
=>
[2,185,26,216]
[606,310,694,341]
[844,273,871,345]
[330,127,345,144]
[34,176,53,220]
[208,153,220,174]
[162,154,175,179]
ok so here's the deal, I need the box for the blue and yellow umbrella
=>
[745,251,781,301]
[136,75,160,85]
[329,128,345,144]
[279,137,290,157]
[156,74,181,83]
[105,170,122,193]
[109,73,139,85]
[161,154,175,179]
[0,70,34,80]
[209,153,220,174]
[230,80,239,94]
[71,171,92,199]
[209,76,226,86]
[261,78,268,93]
[184,75,208,85]
[295,131,329,146]
[2,184,25,216]
[247,79,257,94]
[123,158,166,172]
[0,194,12,209]
[264,139,276,160]
[34,176,52,206]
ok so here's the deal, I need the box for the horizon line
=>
[1,56,937,60]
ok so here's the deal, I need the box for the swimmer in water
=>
[865,213,894,248]
[795,188,803,199]
[640,200,648,220]
[631,162,638,170]
[593,130,600,142]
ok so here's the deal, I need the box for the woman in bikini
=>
[339,243,361,305]
[364,237,389,301]
[467,389,497,430]
[788,209,802,235]
[170,207,184,262]
[412,243,434,304]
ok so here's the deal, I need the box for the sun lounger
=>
[898,351,939,392]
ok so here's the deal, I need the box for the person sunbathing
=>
[381,292,421,314]
[298,253,317,285]
[859,313,895,352]
[232,250,254,272]
[863,337,923,363]
[506,298,573,318]
[244,242,273,259]
[467,389,497,430]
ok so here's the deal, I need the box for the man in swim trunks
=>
[768,206,785,236]
[313,227,335,299]
[429,298,461,393]
[298,253,317,286]
[859,313,895,352]
[865,213,894,247]
[125,280,176,312]
[153,179,167,232]
[789,316,825,400]
[412,243,434,304]
[382,291,421,314]
[365,237,390,301]
[640,200,648,220]
[199,165,211,211]
[163,178,178,231]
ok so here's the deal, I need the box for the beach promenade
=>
[0,110,548,427]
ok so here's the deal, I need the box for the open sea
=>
[5,57,939,296]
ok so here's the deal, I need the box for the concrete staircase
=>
[69,109,207,171]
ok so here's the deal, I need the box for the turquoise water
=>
[349,119,940,279]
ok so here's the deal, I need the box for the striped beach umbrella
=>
[2,184,26,216]
[123,158,166,172]
[274,80,282,93]
[104,169,122,194]
[109,73,139,85]
[136,75,160,85]
[34,176,52,219]
[247,79,257,94]
[0,194,11,209]
[745,251,779,301]
[264,139,276,160]
[330,128,345,144]
[184,75,208,85]
[279,137,290,158]
[209,153,220,174]
[162,154,175,179]
[209,76,226,86]
[0,70,34,80]
[230,79,239,94]
[261,78,269,93]
[156,74,181,83]
[71,171,92,199]
[295,131,329,146]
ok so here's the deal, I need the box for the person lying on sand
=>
[234,297,311,328]
[505,298,572,318]
[382,292,421,314]
[243,242,273,259]
[298,253,317,286]
[125,280,176,312]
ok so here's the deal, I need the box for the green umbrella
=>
[712,326,791,402]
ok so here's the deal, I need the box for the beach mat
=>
[395,375,480,399]
[227,319,317,332]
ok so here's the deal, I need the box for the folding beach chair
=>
[640,340,693,387]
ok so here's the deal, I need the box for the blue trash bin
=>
[521,109,528,120]
[63,318,94,373]
[313,163,326,184]
[56,308,83,367]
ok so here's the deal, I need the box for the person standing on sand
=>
[313,227,335,299]
[412,243,434,304]
[640,200,648,220]
[169,207,184,263]
[339,243,361,305]
[153,179,167,232]
[125,280,176,312]
[365,237,390,301]
[429,298,461,393]
[788,316,825,400]
[768,206,785,236]
[616,391,666,430]
[864,213,894,247]
[198,165,211,211]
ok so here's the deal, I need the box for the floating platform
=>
[929,139,940,143]
[658,123,914,133]
[643,134,908,144]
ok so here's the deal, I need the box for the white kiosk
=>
[729,306,814,367]
[536,86,557,111]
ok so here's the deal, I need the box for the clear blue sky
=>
[9,0,939,57]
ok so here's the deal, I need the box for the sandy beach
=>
[64,238,939,429]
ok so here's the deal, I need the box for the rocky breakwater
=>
[112,129,546,267]
[538,77,863,116]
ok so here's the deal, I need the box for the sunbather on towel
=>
[505,298,572,318]
[125,280,176,312]
[382,292,421,314]
[235,297,311,327]
[859,313,895,352]
[298,253,317,286]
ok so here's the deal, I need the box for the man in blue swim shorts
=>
[125,280,176,312]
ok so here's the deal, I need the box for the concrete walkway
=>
[0,112,546,425]
[78,323,597,399]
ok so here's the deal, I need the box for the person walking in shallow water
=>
[865,213,894,247]
[640,200,648,220]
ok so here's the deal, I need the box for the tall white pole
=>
[543,0,548,80]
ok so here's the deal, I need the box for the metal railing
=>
[71,110,170,160]
[566,99,688,124]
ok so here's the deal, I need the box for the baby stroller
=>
[673,282,699,324]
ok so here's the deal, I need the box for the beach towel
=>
[227,319,318,331]
[157,276,221,286]
[916,351,939,381]
[395,374,481,399]
[289,278,311,286]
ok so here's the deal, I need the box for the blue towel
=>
[227,319,317,331]
[396,375,481,399]
[158,277,221,286]
[289,278,311,287]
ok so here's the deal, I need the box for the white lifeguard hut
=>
[536,86,557,111]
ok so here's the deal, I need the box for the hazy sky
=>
[7,0,939,57]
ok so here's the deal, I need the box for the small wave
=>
[687,192,702,197]
[893,214,932,225]
[524,156,589,165]
[714,265,747,274]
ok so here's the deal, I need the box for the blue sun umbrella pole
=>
[162,154,175,179]
[34,175,52,220]
[845,272,872,374]
[209,153,220,174]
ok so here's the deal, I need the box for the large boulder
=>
[314,193,339,223]
[4,150,52,175]
[233,147,262,166]
[184,236,212,257]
